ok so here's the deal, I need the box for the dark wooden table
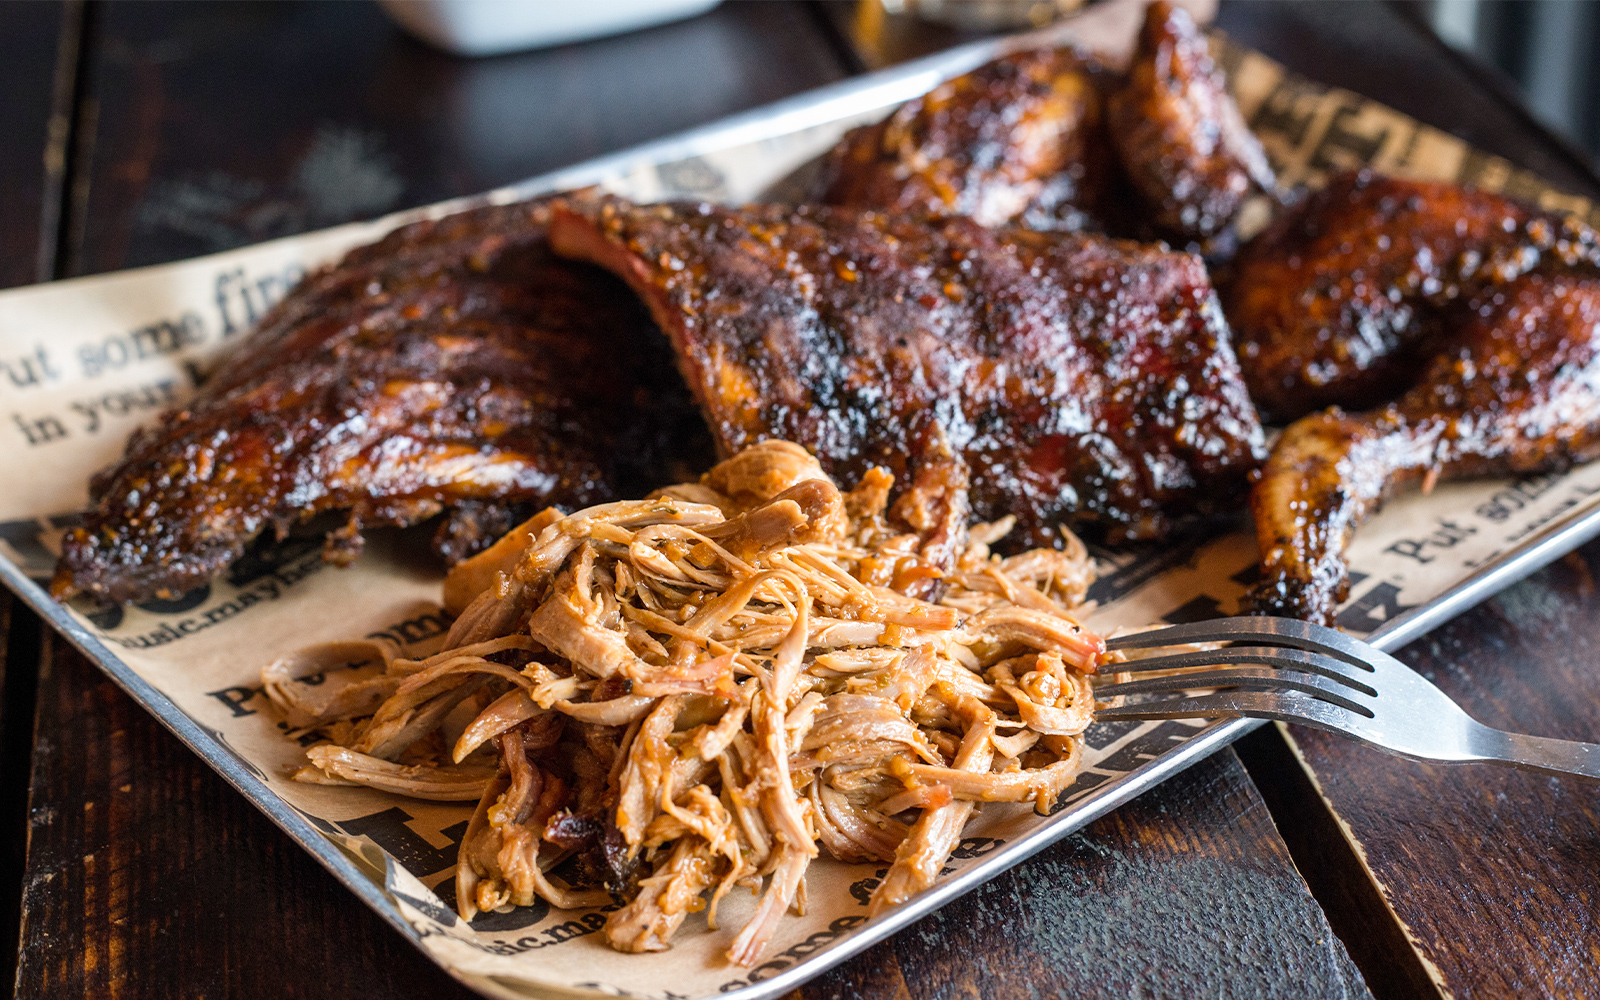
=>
[2,3,1597,998]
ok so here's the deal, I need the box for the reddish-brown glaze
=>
[53,197,702,604]
[815,47,1115,232]
[1226,170,1600,422]
[1107,0,1275,246]
[1249,272,1600,623]
[551,197,1266,547]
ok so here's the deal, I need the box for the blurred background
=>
[831,1,1600,170]
[7,0,1600,282]
[1424,0,1600,161]
[831,0,1600,167]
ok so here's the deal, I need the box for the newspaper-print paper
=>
[4,5,1600,998]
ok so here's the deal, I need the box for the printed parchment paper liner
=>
[5,3,1600,996]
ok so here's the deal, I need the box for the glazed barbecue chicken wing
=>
[816,47,1115,232]
[1106,0,1277,246]
[1248,272,1600,623]
[550,197,1266,549]
[818,3,1273,248]
[53,198,699,604]
[1226,170,1600,422]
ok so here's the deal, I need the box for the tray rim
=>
[6,7,1600,995]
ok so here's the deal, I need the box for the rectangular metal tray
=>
[4,6,1600,996]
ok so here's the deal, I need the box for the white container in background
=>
[377,0,723,56]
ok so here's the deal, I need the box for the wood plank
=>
[0,0,71,288]
[0,593,44,999]
[16,631,477,998]
[795,750,1373,999]
[68,0,851,275]
[1234,728,1445,1000]
[1276,548,1600,999]
[0,2,75,994]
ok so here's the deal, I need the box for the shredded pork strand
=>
[265,440,1109,965]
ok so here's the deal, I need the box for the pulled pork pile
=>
[263,440,1108,964]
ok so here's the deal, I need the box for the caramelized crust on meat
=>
[1226,170,1600,422]
[1107,0,1275,245]
[1248,272,1600,623]
[550,197,1266,547]
[815,47,1115,232]
[53,197,701,604]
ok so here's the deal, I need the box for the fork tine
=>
[1109,646,1377,694]
[1096,667,1375,714]
[1094,688,1372,730]
[1093,620,1600,779]
[1104,616,1374,673]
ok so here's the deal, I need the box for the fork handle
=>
[1479,729,1600,779]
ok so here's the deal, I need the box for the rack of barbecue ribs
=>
[52,197,706,605]
[1247,271,1600,623]
[54,2,1286,607]
[58,194,1266,605]
[549,197,1266,551]
[816,1,1276,248]
[1225,170,1600,423]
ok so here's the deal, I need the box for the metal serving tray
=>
[4,3,1600,996]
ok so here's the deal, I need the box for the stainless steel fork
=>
[1095,616,1600,779]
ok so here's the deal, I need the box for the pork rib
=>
[550,197,1265,547]
[53,197,701,604]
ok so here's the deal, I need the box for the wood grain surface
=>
[0,5,73,994]
[8,1,1600,998]
[0,595,41,1000]
[0,0,69,289]
[70,0,850,275]
[792,750,1371,1000]
[15,633,480,999]
[1282,549,1600,1000]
